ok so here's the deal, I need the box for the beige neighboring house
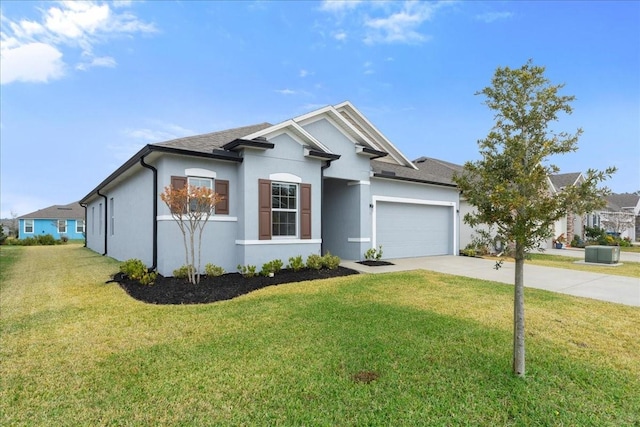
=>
[587,193,640,241]
[548,172,586,247]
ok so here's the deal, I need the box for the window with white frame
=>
[271,182,298,237]
[24,219,34,233]
[99,203,102,235]
[76,219,85,234]
[187,177,214,212]
[58,220,67,234]
[91,207,95,234]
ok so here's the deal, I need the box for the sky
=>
[1,0,639,218]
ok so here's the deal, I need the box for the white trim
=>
[347,180,370,186]
[235,239,322,245]
[24,219,34,234]
[157,215,238,222]
[244,120,333,153]
[348,237,370,243]
[76,219,85,234]
[371,195,458,255]
[57,219,67,234]
[269,172,302,183]
[185,168,216,178]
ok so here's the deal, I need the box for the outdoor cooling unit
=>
[585,245,621,264]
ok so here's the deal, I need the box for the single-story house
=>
[80,102,461,276]
[548,172,586,246]
[586,193,640,241]
[18,202,85,240]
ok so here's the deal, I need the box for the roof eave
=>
[372,173,457,188]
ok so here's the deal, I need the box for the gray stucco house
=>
[80,102,460,276]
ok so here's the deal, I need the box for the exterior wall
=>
[85,198,105,255]
[18,217,85,240]
[322,178,369,260]
[302,118,372,181]
[155,155,240,276]
[235,132,323,271]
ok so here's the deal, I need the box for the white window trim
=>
[348,237,370,243]
[187,176,214,213]
[76,219,85,234]
[236,239,321,246]
[271,181,299,239]
[24,219,34,234]
[157,215,237,222]
[370,195,458,255]
[57,219,67,234]
[110,198,115,236]
[269,172,301,183]
[185,168,216,179]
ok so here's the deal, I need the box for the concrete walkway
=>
[341,253,640,307]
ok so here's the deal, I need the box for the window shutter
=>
[258,179,271,240]
[300,183,311,239]
[215,180,229,215]
[171,176,187,190]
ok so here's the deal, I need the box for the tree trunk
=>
[513,243,526,377]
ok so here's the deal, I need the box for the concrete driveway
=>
[342,252,640,307]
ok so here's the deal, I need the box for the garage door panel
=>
[376,202,452,258]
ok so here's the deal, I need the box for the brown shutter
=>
[300,183,311,239]
[215,180,229,214]
[171,176,187,190]
[258,179,271,240]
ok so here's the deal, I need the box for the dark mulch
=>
[112,267,359,305]
[357,260,395,266]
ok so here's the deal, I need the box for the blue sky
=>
[1,0,638,218]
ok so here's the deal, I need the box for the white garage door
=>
[376,201,453,259]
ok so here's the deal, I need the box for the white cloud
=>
[364,2,437,45]
[363,61,374,75]
[275,89,298,95]
[299,69,309,77]
[320,0,363,13]
[0,1,156,85]
[333,30,347,41]
[0,41,65,84]
[475,11,513,23]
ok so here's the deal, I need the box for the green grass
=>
[2,245,639,426]
[621,245,640,253]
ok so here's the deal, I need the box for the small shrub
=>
[570,235,585,248]
[120,259,156,285]
[288,255,304,271]
[321,252,341,269]
[36,234,57,245]
[204,263,224,277]
[0,225,6,245]
[173,264,194,279]
[60,235,69,243]
[306,254,323,270]
[237,264,257,278]
[364,245,383,261]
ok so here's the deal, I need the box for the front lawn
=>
[1,245,639,425]
[526,253,640,277]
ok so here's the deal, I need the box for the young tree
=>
[160,184,223,284]
[454,60,615,377]
[599,211,635,237]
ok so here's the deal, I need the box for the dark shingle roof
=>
[371,158,458,187]
[153,122,273,153]
[605,193,640,211]
[19,202,83,220]
[549,172,582,191]
[413,156,464,182]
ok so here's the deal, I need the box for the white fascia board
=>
[243,120,333,154]
[294,105,384,152]
[334,101,418,170]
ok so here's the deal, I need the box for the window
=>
[91,207,95,234]
[24,219,34,233]
[110,198,115,235]
[271,182,298,237]
[99,203,102,235]
[170,175,229,215]
[58,220,67,234]
[187,177,213,212]
[259,179,311,241]
[76,220,85,234]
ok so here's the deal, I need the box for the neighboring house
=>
[18,202,85,240]
[548,172,586,246]
[587,193,640,241]
[80,102,461,276]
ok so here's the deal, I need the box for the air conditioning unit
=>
[585,246,620,264]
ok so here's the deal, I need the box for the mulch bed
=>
[111,267,359,305]
[357,260,395,266]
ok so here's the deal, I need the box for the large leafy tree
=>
[454,60,615,377]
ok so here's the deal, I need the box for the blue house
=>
[18,202,85,240]
[80,102,461,276]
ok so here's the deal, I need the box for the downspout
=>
[140,155,158,271]
[320,159,334,255]
[79,203,87,247]
[96,189,108,256]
